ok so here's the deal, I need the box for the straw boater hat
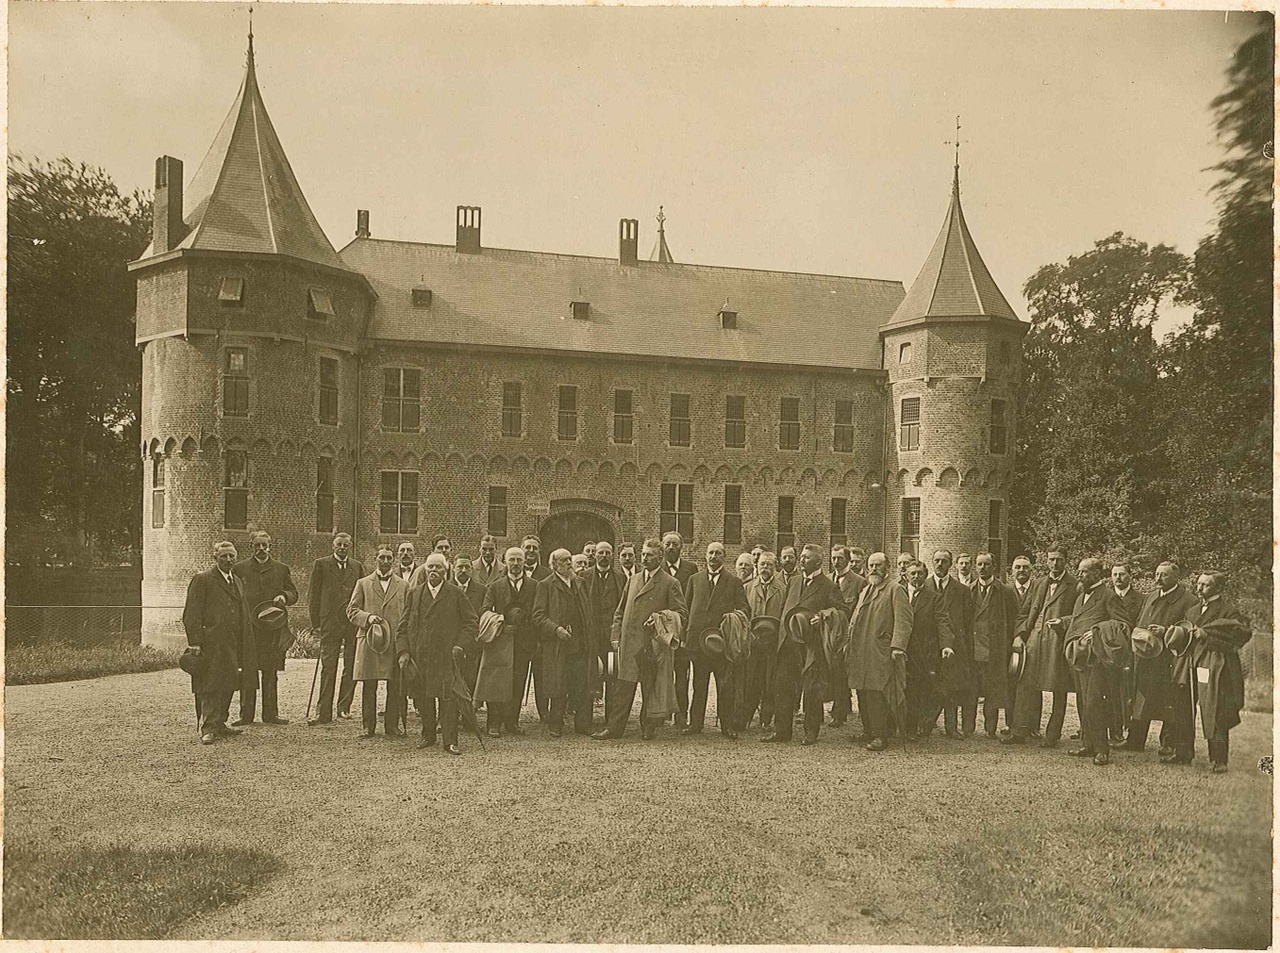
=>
[365,618,392,655]
[1130,626,1164,660]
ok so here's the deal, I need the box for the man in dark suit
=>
[1121,560,1198,755]
[1002,548,1078,747]
[1108,562,1146,744]
[183,541,255,744]
[232,530,298,726]
[661,531,698,728]
[308,533,365,724]
[482,547,538,735]
[1061,557,1133,765]
[453,555,488,692]
[925,549,974,738]
[684,541,750,738]
[532,549,595,736]
[396,554,479,755]
[765,543,844,745]
[473,534,502,590]
[737,551,786,732]
[1010,555,1034,610]
[1184,570,1253,773]
[777,546,800,591]
[521,534,552,723]
[393,541,418,585]
[593,537,688,740]
[585,541,628,722]
[969,552,1021,737]
[829,544,867,727]
[904,559,953,739]
[617,543,637,579]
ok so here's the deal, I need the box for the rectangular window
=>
[382,368,421,433]
[723,484,742,546]
[669,393,691,447]
[988,500,1004,572]
[901,498,922,557]
[501,382,522,437]
[488,486,508,537]
[307,287,335,321]
[829,498,848,548]
[900,397,921,452]
[316,458,334,533]
[779,397,800,451]
[223,347,249,418]
[151,457,165,529]
[725,395,746,448]
[319,357,339,426]
[224,450,248,530]
[557,385,578,441]
[833,399,855,453]
[613,389,634,444]
[776,496,795,552]
[660,483,694,541]
[380,471,419,535]
[219,276,244,307]
[990,399,1008,455]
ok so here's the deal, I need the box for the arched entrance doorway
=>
[539,511,616,557]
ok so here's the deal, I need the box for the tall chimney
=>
[619,218,639,266]
[153,156,184,254]
[355,209,370,239]
[456,206,482,254]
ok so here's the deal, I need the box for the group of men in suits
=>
[182,529,1253,772]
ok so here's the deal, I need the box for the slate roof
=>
[887,170,1019,326]
[339,238,905,371]
[136,42,347,271]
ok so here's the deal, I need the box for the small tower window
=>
[898,342,913,364]
[990,400,1008,455]
[319,357,339,426]
[412,288,433,308]
[900,397,921,451]
[219,276,245,307]
[833,399,855,453]
[223,347,249,418]
[308,288,335,321]
[224,450,249,530]
[151,456,166,529]
[779,397,801,451]
[901,498,921,557]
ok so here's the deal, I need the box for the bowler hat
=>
[365,618,392,655]
[1008,647,1026,681]
[1131,626,1164,660]
[179,647,206,679]
[751,615,780,641]
[1165,624,1193,657]
[1065,631,1093,672]
[786,613,809,646]
[254,602,287,629]
[703,629,725,656]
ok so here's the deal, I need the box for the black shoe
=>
[1040,738,1060,749]
[829,717,846,728]
[866,738,888,752]
[230,718,254,727]
[549,727,562,738]
[215,725,242,737]
[358,729,376,738]
[1068,746,1095,757]
[263,717,290,725]
[722,729,739,740]
[307,717,332,726]
[674,713,687,728]
[591,729,620,740]
[1000,734,1027,746]
[1158,745,1175,759]
[337,710,353,720]
[1211,761,1228,774]
[641,726,655,740]
[487,728,502,738]
[1093,752,1111,766]
[387,728,406,737]
[200,732,217,745]
[1117,739,1146,752]
[1069,730,1081,741]
[506,725,525,736]
[800,733,818,746]
[760,732,782,743]
[417,736,437,749]
[985,728,998,739]
[681,726,701,735]
[1029,729,1043,739]
[445,743,461,756]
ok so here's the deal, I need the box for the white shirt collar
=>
[427,581,442,597]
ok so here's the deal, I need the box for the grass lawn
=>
[4,660,1272,944]
[6,637,178,685]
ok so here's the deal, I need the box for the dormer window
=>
[308,288,335,321]
[219,276,244,307]
[719,309,738,329]
[412,288,433,308]
[571,301,590,321]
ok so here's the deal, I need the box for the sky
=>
[8,3,1265,336]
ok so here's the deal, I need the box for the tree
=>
[1015,233,1193,566]
[6,156,152,566]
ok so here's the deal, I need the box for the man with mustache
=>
[845,552,913,751]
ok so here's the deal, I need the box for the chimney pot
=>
[153,156,185,254]
[619,218,639,267]
[356,209,370,239]
[456,206,482,254]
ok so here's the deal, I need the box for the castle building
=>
[132,41,1026,645]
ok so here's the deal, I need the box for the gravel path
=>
[6,660,1272,944]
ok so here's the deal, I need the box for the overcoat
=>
[662,557,699,594]
[1131,584,1197,720]
[471,557,503,591]
[182,567,255,695]
[347,572,408,682]
[686,569,750,662]
[309,555,364,642]
[532,572,593,698]
[476,574,535,702]
[1016,573,1079,694]
[845,580,913,693]
[834,570,867,614]
[455,578,488,684]
[905,583,953,668]
[779,572,845,698]
[585,566,628,657]
[611,568,688,684]
[745,574,786,625]
[927,574,974,699]
[971,580,1020,707]
[232,555,298,673]
[1061,585,1132,673]
[395,580,479,699]
[1187,598,1252,739]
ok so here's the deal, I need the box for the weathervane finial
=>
[247,7,255,66]
[943,115,967,194]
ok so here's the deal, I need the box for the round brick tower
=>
[131,40,373,647]
[879,167,1027,570]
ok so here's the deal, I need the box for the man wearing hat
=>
[396,553,479,755]
[1003,547,1078,748]
[232,531,298,726]
[968,553,1021,738]
[1121,561,1197,756]
[845,552,913,751]
[585,541,628,722]
[926,550,975,739]
[904,559,954,739]
[478,547,532,736]
[1184,571,1253,773]
[533,549,595,736]
[183,541,255,744]
[684,541,750,738]
[765,544,844,746]
[735,551,786,732]
[1059,558,1133,765]
[308,533,365,724]
[347,544,408,738]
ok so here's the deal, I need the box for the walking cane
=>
[305,654,321,720]
[521,664,533,719]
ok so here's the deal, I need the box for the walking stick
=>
[305,653,321,720]
[521,664,533,719]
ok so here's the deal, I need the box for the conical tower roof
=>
[138,37,346,271]
[886,170,1017,326]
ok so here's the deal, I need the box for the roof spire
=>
[246,8,255,73]
[944,114,965,196]
[650,205,675,264]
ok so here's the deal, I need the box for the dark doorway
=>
[539,511,615,557]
